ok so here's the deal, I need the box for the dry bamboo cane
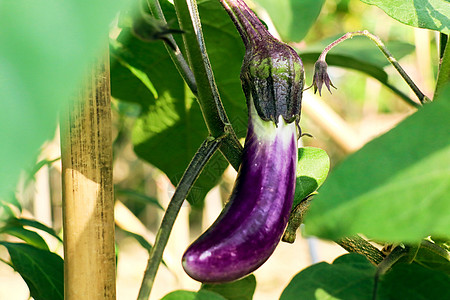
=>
[60,49,116,300]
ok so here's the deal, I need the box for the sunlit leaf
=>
[293,147,330,208]
[305,87,450,242]
[361,0,450,34]
[254,0,325,41]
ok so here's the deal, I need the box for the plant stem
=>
[372,245,409,300]
[137,137,222,300]
[146,0,198,95]
[319,30,430,106]
[434,36,450,100]
[421,239,450,260]
[337,236,385,265]
[173,0,243,170]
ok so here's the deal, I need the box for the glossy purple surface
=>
[182,114,297,283]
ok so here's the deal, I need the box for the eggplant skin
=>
[182,99,297,283]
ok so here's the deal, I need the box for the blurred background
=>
[0,0,439,299]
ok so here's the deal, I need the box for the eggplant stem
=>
[336,236,385,265]
[318,30,429,107]
[172,0,243,170]
[137,137,222,300]
[372,245,409,300]
[146,0,198,95]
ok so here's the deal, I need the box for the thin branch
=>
[173,0,243,169]
[372,245,409,300]
[421,240,450,260]
[137,137,222,300]
[318,30,430,106]
[146,0,198,95]
[337,236,385,265]
[434,36,450,100]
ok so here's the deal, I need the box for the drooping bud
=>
[309,60,336,96]
[220,0,304,125]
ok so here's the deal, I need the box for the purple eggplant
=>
[182,0,304,283]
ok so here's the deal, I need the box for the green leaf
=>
[360,0,450,34]
[305,87,450,242]
[280,253,376,300]
[0,242,63,300]
[254,0,325,42]
[12,218,62,242]
[200,274,256,300]
[414,244,450,276]
[378,263,450,299]
[293,147,330,208]
[161,289,226,300]
[115,188,163,210]
[281,253,450,300]
[111,0,247,206]
[0,0,134,200]
[0,226,49,251]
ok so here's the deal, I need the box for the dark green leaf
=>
[115,188,163,210]
[305,87,450,242]
[254,0,325,42]
[0,242,63,300]
[12,218,62,242]
[161,289,226,300]
[280,253,376,300]
[293,147,330,208]
[414,244,450,276]
[0,0,134,200]
[111,0,247,206]
[281,253,450,300]
[0,226,49,251]
[378,263,450,299]
[200,274,256,300]
[360,0,450,34]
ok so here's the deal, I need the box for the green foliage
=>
[293,147,330,208]
[360,0,450,34]
[0,242,64,300]
[11,218,62,242]
[161,289,226,300]
[414,242,450,276]
[305,87,450,242]
[280,253,450,299]
[0,226,49,251]
[280,254,375,300]
[111,0,247,206]
[160,276,256,300]
[377,263,450,299]
[0,0,133,201]
[254,0,325,42]
[200,275,257,300]
[115,188,163,210]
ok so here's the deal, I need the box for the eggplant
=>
[182,0,304,283]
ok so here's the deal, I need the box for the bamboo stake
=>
[60,49,116,300]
